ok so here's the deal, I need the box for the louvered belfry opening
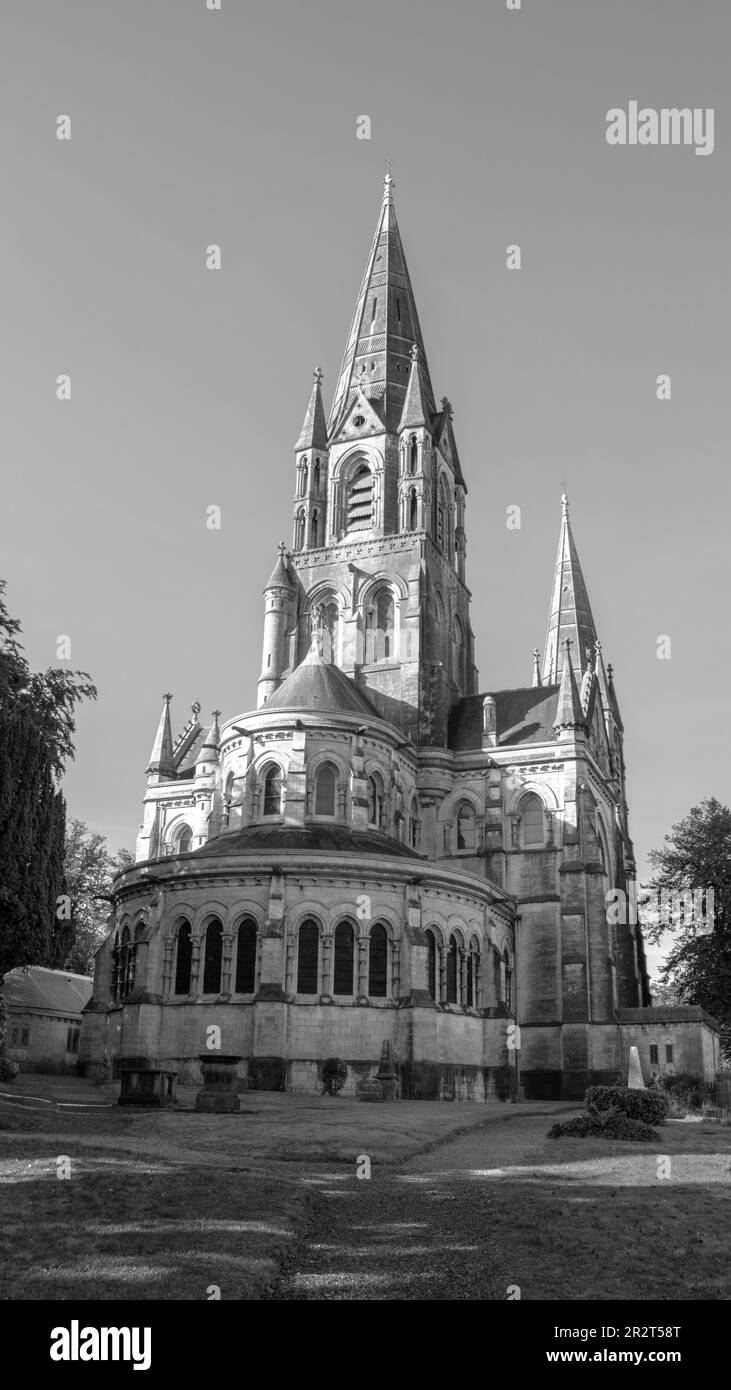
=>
[346,463,374,532]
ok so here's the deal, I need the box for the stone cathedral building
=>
[81,174,720,1100]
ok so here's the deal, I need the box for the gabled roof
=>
[449,686,561,750]
[264,640,381,719]
[2,966,92,1016]
[328,173,436,436]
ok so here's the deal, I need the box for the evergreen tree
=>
[645,798,731,1061]
[0,581,96,975]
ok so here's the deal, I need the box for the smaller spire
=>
[147,693,175,778]
[531,648,542,688]
[295,368,328,452]
[553,639,588,732]
[398,342,431,431]
[265,542,293,590]
[199,709,221,763]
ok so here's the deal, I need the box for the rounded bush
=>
[585,1085,668,1126]
[322,1057,348,1096]
[0,1057,19,1083]
[549,1108,659,1142]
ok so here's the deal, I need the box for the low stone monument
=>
[357,1039,399,1102]
[627,1045,645,1090]
[194,1054,242,1113]
[118,1058,177,1108]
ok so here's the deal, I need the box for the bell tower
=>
[265,171,478,743]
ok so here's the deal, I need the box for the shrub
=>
[0,1057,19,1082]
[661,1072,706,1112]
[549,1109,658,1141]
[585,1085,668,1126]
[322,1057,348,1096]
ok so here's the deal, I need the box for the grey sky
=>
[1,0,728,978]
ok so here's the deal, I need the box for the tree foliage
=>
[645,798,731,1060]
[62,819,134,975]
[0,581,96,975]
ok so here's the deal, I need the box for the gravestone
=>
[195,1054,242,1113]
[357,1039,399,1102]
[627,1045,645,1090]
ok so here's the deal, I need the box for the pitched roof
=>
[264,640,381,718]
[618,1005,719,1029]
[2,966,92,1016]
[265,544,294,590]
[191,823,422,861]
[328,174,436,435]
[449,686,561,750]
[542,494,598,684]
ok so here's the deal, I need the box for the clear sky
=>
[2,0,728,979]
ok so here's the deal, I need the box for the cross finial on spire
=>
[211,708,221,721]
[560,478,569,515]
[313,366,323,386]
[383,160,394,205]
[162,691,172,703]
[191,700,201,718]
[278,539,287,558]
[410,342,420,362]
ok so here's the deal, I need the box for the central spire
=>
[328,172,436,435]
[541,492,599,685]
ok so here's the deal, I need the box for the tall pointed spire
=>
[295,367,328,451]
[542,492,599,685]
[146,693,175,780]
[553,639,588,732]
[328,171,436,435]
[398,343,432,431]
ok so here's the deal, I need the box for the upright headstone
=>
[627,1045,645,1090]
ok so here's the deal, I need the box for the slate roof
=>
[2,966,92,1016]
[191,824,422,861]
[265,644,381,719]
[449,686,561,750]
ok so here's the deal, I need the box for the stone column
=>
[190,935,203,995]
[438,944,447,1004]
[391,940,401,998]
[321,934,333,999]
[221,933,235,994]
[459,948,468,1007]
[357,935,368,1001]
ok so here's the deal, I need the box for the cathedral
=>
[81,173,719,1101]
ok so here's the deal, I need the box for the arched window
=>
[315,599,338,664]
[446,936,459,1004]
[367,773,384,828]
[520,793,544,846]
[175,825,192,855]
[296,920,319,995]
[467,936,480,1009]
[365,589,395,663]
[409,435,418,474]
[202,918,223,994]
[346,462,374,532]
[408,487,418,531]
[119,926,134,1000]
[409,796,420,849]
[434,591,446,666]
[456,802,477,852]
[437,476,450,553]
[426,928,437,1001]
[333,921,355,995]
[110,932,120,1002]
[262,763,282,817]
[311,508,319,548]
[452,616,465,688]
[235,918,257,993]
[314,458,321,491]
[174,920,192,996]
[294,507,306,549]
[368,923,388,997]
[314,762,337,817]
